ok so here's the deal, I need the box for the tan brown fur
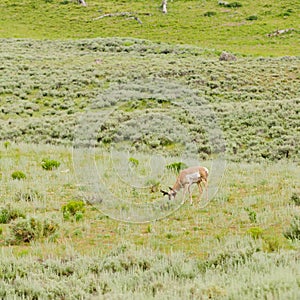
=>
[161,166,209,205]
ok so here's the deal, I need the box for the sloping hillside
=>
[1,38,299,162]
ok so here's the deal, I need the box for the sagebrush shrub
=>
[146,179,160,193]
[284,215,300,240]
[262,235,283,252]
[290,193,300,206]
[14,190,41,202]
[0,206,25,224]
[8,217,59,244]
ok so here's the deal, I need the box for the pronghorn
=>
[161,166,209,205]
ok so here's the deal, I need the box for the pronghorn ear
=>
[169,186,174,191]
[160,190,169,196]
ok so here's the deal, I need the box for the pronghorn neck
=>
[172,178,182,192]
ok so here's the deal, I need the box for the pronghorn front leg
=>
[203,178,208,202]
[197,181,203,204]
[187,184,193,205]
[181,185,188,205]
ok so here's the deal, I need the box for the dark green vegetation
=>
[0,0,299,56]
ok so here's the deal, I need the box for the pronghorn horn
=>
[169,186,174,191]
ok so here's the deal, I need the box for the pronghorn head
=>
[160,187,177,200]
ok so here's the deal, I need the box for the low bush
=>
[62,200,86,221]
[218,1,242,8]
[284,215,300,240]
[247,227,263,239]
[0,206,25,224]
[262,235,284,252]
[244,207,257,223]
[41,158,61,170]
[8,217,59,244]
[204,11,217,17]
[128,157,139,167]
[11,171,26,180]
[4,141,10,149]
[14,190,41,202]
[146,179,160,193]
[290,193,300,206]
[200,237,260,272]
[246,15,258,21]
[166,162,188,174]
[226,2,242,8]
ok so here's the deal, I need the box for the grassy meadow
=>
[0,0,300,299]
[0,0,299,56]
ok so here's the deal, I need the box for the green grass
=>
[0,142,299,297]
[0,0,300,297]
[0,0,299,56]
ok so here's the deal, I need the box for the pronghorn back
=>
[181,166,208,178]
